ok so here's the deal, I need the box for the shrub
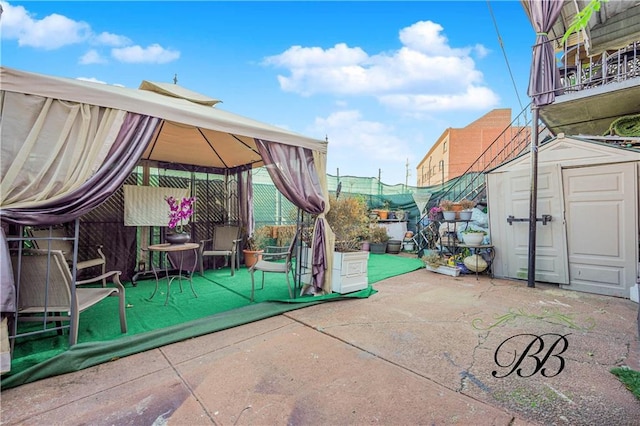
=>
[326,195,370,252]
[369,226,391,243]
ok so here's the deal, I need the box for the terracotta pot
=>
[243,249,263,268]
[378,210,389,220]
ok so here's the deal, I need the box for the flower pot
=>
[403,241,414,252]
[378,210,389,220]
[462,232,484,246]
[386,240,402,254]
[464,254,488,272]
[442,211,456,221]
[166,232,190,245]
[425,264,461,277]
[243,249,263,268]
[458,210,472,221]
[369,242,387,254]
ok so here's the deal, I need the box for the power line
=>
[487,0,525,113]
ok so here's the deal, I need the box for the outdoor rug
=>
[1,253,424,389]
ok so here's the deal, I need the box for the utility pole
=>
[405,158,410,188]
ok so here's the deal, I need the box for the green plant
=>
[561,0,608,45]
[461,228,487,235]
[459,199,475,210]
[439,199,454,211]
[326,195,370,252]
[246,225,272,251]
[423,251,444,268]
[369,226,390,244]
[611,366,640,400]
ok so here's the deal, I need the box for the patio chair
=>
[27,226,107,286]
[11,249,127,346]
[198,225,241,276]
[248,230,298,302]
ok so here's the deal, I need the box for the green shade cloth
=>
[2,254,423,389]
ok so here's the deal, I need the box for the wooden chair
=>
[11,249,127,346]
[27,227,107,286]
[198,225,241,276]
[248,230,298,302]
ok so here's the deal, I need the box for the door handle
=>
[507,215,552,225]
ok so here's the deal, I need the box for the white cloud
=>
[93,31,131,47]
[111,44,180,64]
[380,86,500,112]
[312,109,415,183]
[264,20,497,113]
[79,49,107,65]
[0,1,90,49]
[0,2,179,65]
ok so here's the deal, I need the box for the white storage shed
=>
[486,134,640,302]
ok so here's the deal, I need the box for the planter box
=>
[332,251,369,294]
[425,264,461,277]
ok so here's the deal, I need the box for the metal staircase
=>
[424,103,549,212]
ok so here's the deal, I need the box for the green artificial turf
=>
[1,253,424,389]
[611,366,640,400]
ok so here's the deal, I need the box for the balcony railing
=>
[533,37,640,99]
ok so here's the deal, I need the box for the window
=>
[443,141,448,153]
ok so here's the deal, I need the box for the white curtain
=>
[1,92,126,208]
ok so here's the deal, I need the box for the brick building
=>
[416,108,516,187]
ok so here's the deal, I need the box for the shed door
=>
[503,165,569,284]
[561,163,638,297]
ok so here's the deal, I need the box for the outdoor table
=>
[147,243,199,305]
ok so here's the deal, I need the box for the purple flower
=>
[428,206,443,221]
[166,196,196,233]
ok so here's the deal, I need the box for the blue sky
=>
[0,1,534,186]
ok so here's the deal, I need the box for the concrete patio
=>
[1,268,639,425]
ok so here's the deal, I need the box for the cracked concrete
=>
[1,268,638,425]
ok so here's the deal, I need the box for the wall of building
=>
[416,108,514,187]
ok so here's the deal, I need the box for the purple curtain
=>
[255,139,327,292]
[238,167,254,237]
[0,113,160,313]
[527,0,565,106]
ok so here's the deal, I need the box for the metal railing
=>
[534,37,640,99]
[429,104,542,208]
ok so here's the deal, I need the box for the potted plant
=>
[325,195,371,294]
[377,200,390,220]
[458,199,475,221]
[439,199,456,221]
[461,228,487,246]
[428,206,443,222]
[165,195,196,244]
[243,225,272,268]
[369,226,391,254]
[422,251,461,276]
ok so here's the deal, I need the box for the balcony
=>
[536,39,640,137]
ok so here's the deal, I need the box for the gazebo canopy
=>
[0,66,327,173]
